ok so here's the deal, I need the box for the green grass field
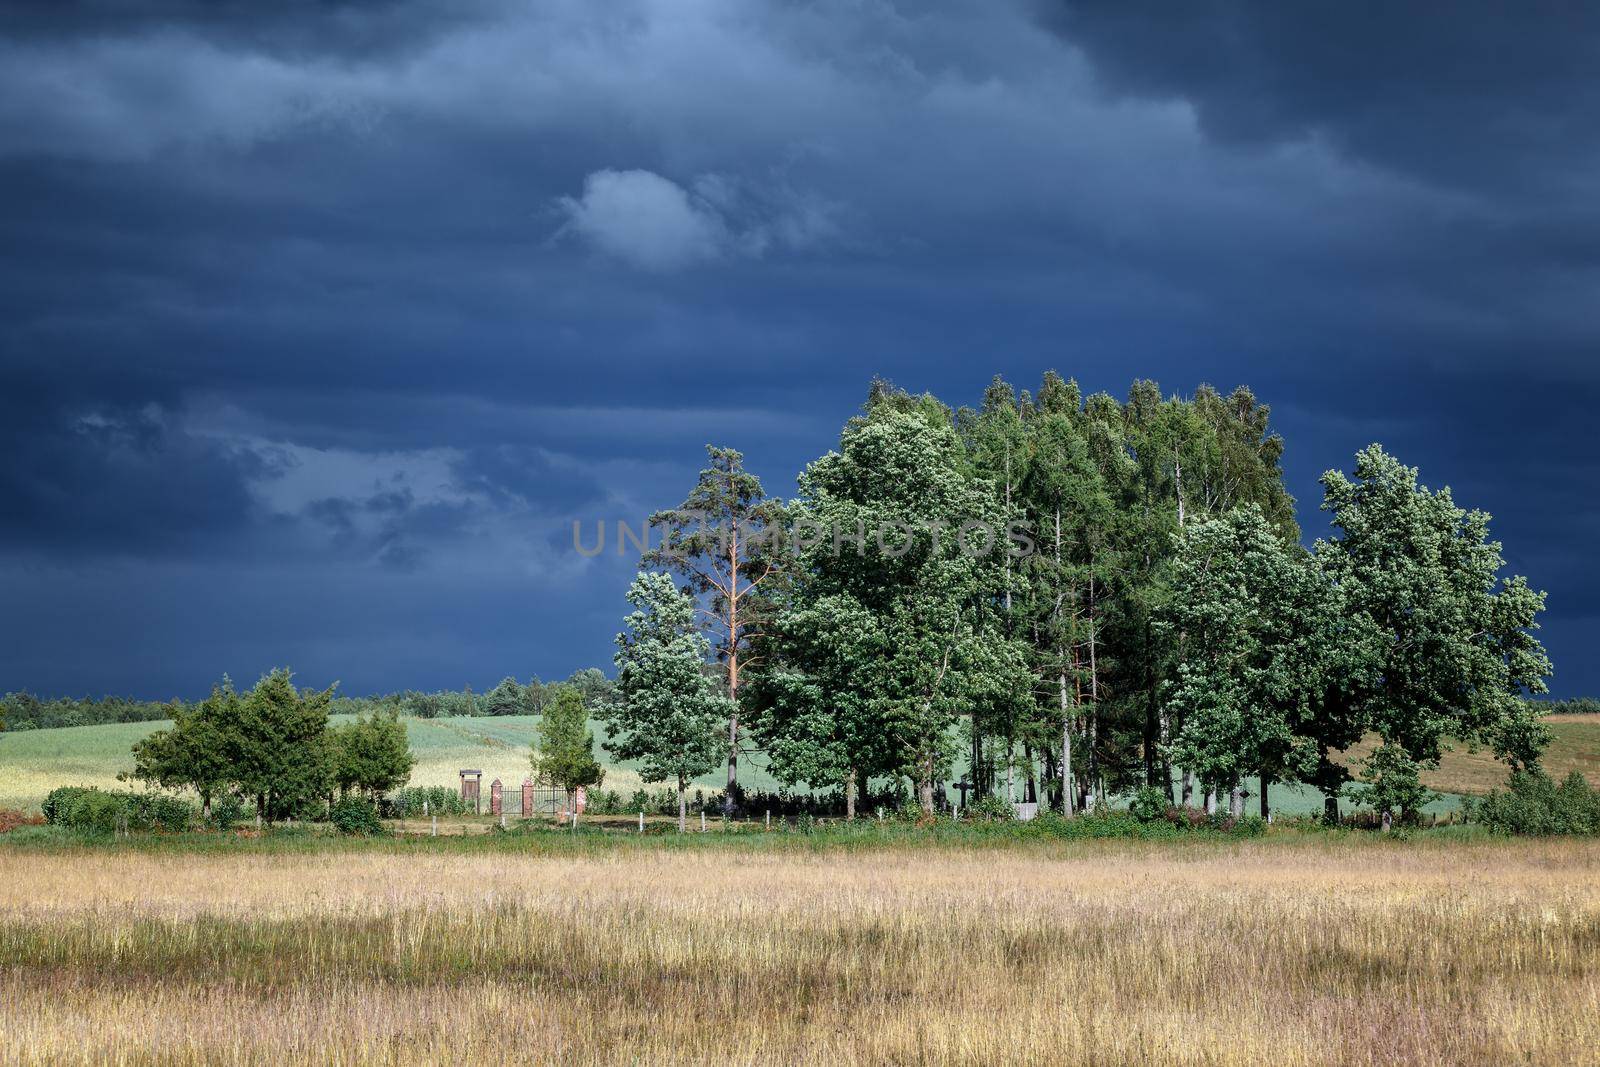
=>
[3,713,1597,815]
[0,714,794,812]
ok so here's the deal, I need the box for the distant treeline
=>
[0,669,615,731]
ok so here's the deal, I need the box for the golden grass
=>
[3,837,1600,1065]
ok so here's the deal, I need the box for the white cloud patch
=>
[554,167,837,270]
[554,169,727,270]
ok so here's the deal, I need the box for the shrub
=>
[330,795,384,836]
[130,793,195,832]
[1128,785,1171,823]
[385,786,467,818]
[1471,769,1600,836]
[1351,742,1434,825]
[208,794,247,831]
[64,790,131,833]
[42,786,92,825]
[52,789,194,834]
[1031,810,1267,841]
[966,794,1016,822]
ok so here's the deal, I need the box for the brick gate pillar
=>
[522,778,534,817]
[490,778,503,816]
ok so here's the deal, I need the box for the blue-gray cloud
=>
[1,0,1596,697]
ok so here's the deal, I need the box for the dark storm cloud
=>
[0,402,283,555]
[0,0,492,59]
[1036,0,1600,192]
[0,0,1596,697]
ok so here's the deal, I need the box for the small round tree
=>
[532,686,605,816]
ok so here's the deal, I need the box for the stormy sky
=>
[1,0,1596,699]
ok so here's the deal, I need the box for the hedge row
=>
[41,787,194,833]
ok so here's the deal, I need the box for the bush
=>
[1027,810,1265,840]
[207,794,247,831]
[1351,742,1433,825]
[42,786,92,825]
[1470,769,1600,836]
[330,795,384,836]
[65,791,130,834]
[130,793,194,832]
[966,794,1016,822]
[44,788,194,833]
[1128,785,1171,823]
[385,786,466,818]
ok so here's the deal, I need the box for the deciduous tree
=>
[532,685,605,812]
[1317,445,1552,813]
[605,572,730,831]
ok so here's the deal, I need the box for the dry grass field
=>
[2,835,1599,1066]
[1340,714,1600,796]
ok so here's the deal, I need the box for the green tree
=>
[234,669,334,824]
[643,446,785,812]
[1160,506,1333,816]
[483,676,527,717]
[605,572,730,831]
[1317,445,1553,806]
[532,686,605,811]
[1019,372,1116,812]
[1352,741,1433,827]
[963,377,1032,800]
[127,681,240,818]
[329,710,414,800]
[753,594,892,819]
[771,394,1029,815]
[562,667,617,710]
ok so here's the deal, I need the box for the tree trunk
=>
[677,781,687,833]
[971,719,983,798]
[1324,793,1340,825]
[1024,742,1036,804]
[918,756,935,816]
[1204,788,1217,816]
[724,707,739,815]
[1228,783,1244,819]
[1005,736,1015,803]
[1179,769,1193,810]
[845,767,857,821]
[1060,669,1074,815]
[1087,571,1102,800]
[1259,776,1270,820]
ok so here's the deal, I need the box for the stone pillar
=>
[522,778,534,818]
[575,786,588,815]
[490,778,503,816]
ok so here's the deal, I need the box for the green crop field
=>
[4,713,1598,815]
